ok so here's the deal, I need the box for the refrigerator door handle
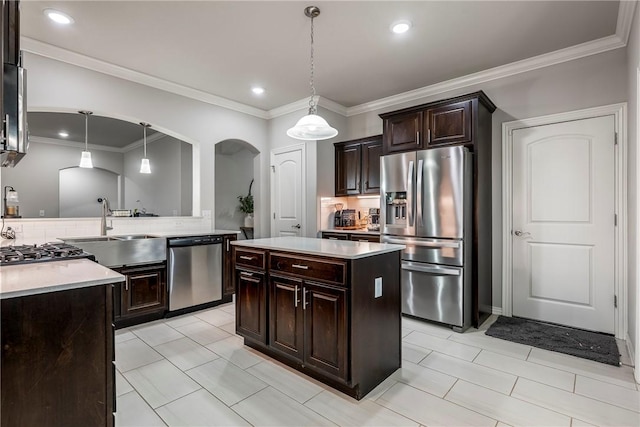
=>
[384,237,461,249]
[402,261,461,276]
[416,159,423,227]
[407,160,414,226]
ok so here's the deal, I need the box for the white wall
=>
[22,52,269,235]
[214,146,256,234]
[625,4,639,379]
[344,48,629,310]
[1,140,124,217]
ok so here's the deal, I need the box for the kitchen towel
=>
[485,316,620,366]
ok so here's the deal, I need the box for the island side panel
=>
[350,250,402,398]
[1,284,115,427]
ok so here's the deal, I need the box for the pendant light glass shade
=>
[287,113,338,140]
[140,122,151,174]
[287,6,338,141]
[78,111,94,168]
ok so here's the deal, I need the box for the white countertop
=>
[320,228,381,235]
[149,229,241,238]
[0,259,125,299]
[232,236,404,259]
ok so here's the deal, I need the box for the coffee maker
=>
[367,208,380,231]
[334,203,344,227]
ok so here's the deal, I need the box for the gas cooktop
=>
[0,243,94,266]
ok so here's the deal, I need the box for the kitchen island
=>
[1,259,124,426]
[231,236,404,400]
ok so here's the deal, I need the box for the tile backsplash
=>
[318,196,380,231]
[1,216,212,244]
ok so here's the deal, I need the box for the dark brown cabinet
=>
[381,94,483,154]
[235,248,268,344]
[233,244,401,400]
[114,263,166,328]
[334,135,382,196]
[1,284,116,426]
[223,234,237,295]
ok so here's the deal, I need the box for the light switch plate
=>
[374,277,382,298]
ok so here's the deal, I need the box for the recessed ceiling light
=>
[44,9,74,25]
[58,131,69,138]
[252,87,265,95]
[391,20,411,34]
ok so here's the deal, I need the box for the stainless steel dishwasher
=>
[167,235,223,311]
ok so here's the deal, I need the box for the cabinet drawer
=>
[270,253,346,286]
[349,234,380,243]
[235,248,266,270]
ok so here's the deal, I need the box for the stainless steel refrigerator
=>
[380,146,473,331]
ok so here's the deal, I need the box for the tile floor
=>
[115,303,640,426]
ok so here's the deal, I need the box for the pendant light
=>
[139,122,151,174]
[78,111,94,168]
[286,6,338,141]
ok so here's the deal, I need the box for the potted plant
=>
[238,179,254,227]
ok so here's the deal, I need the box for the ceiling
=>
[20,1,621,113]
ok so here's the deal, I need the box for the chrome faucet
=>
[98,197,113,236]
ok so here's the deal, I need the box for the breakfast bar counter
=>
[231,236,404,399]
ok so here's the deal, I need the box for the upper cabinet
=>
[380,92,495,154]
[334,135,382,196]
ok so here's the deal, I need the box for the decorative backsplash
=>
[318,196,380,231]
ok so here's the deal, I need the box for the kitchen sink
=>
[112,234,157,240]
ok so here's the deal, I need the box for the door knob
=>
[291,224,301,229]
[514,230,531,237]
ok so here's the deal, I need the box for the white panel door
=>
[512,115,615,333]
[271,145,305,237]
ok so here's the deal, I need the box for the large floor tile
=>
[512,378,640,426]
[574,375,640,412]
[155,389,250,427]
[246,360,324,404]
[446,380,571,426]
[154,337,219,371]
[402,342,431,364]
[123,359,201,409]
[527,348,637,390]
[420,352,517,394]
[115,391,167,427]
[195,308,235,326]
[115,329,137,344]
[186,358,267,406]
[132,323,185,347]
[474,350,575,391]
[362,374,398,401]
[392,360,456,398]
[404,331,481,361]
[174,320,232,346]
[231,387,335,426]
[206,335,264,369]
[219,321,238,335]
[401,317,453,339]
[163,314,200,328]
[218,302,236,314]
[377,382,496,426]
[449,329,531,360]
[305,389,419,426]
[116,338,164,373]
[116,370,134,396]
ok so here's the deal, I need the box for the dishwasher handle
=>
[168,236,223,247]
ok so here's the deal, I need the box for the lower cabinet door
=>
[269,275,304,361]
[303,282,348,382]
[120,265,166,317]
[236,268,267,344]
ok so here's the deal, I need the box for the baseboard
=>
[492,306,503,316]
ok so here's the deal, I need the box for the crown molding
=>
[120,131,167,152]
[266,95,349,119]
[21,37,270,120]
[617,1,638,45]
[346,33,628,117]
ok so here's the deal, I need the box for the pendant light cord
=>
[84,112,88,151]
[308,12,317,114]
[143,125,147,157]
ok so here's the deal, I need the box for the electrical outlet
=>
[172,210,178,216]
[374,277,382,298]
[202,210,211,218]
[39,210,45,217]
[13,224,22,232]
